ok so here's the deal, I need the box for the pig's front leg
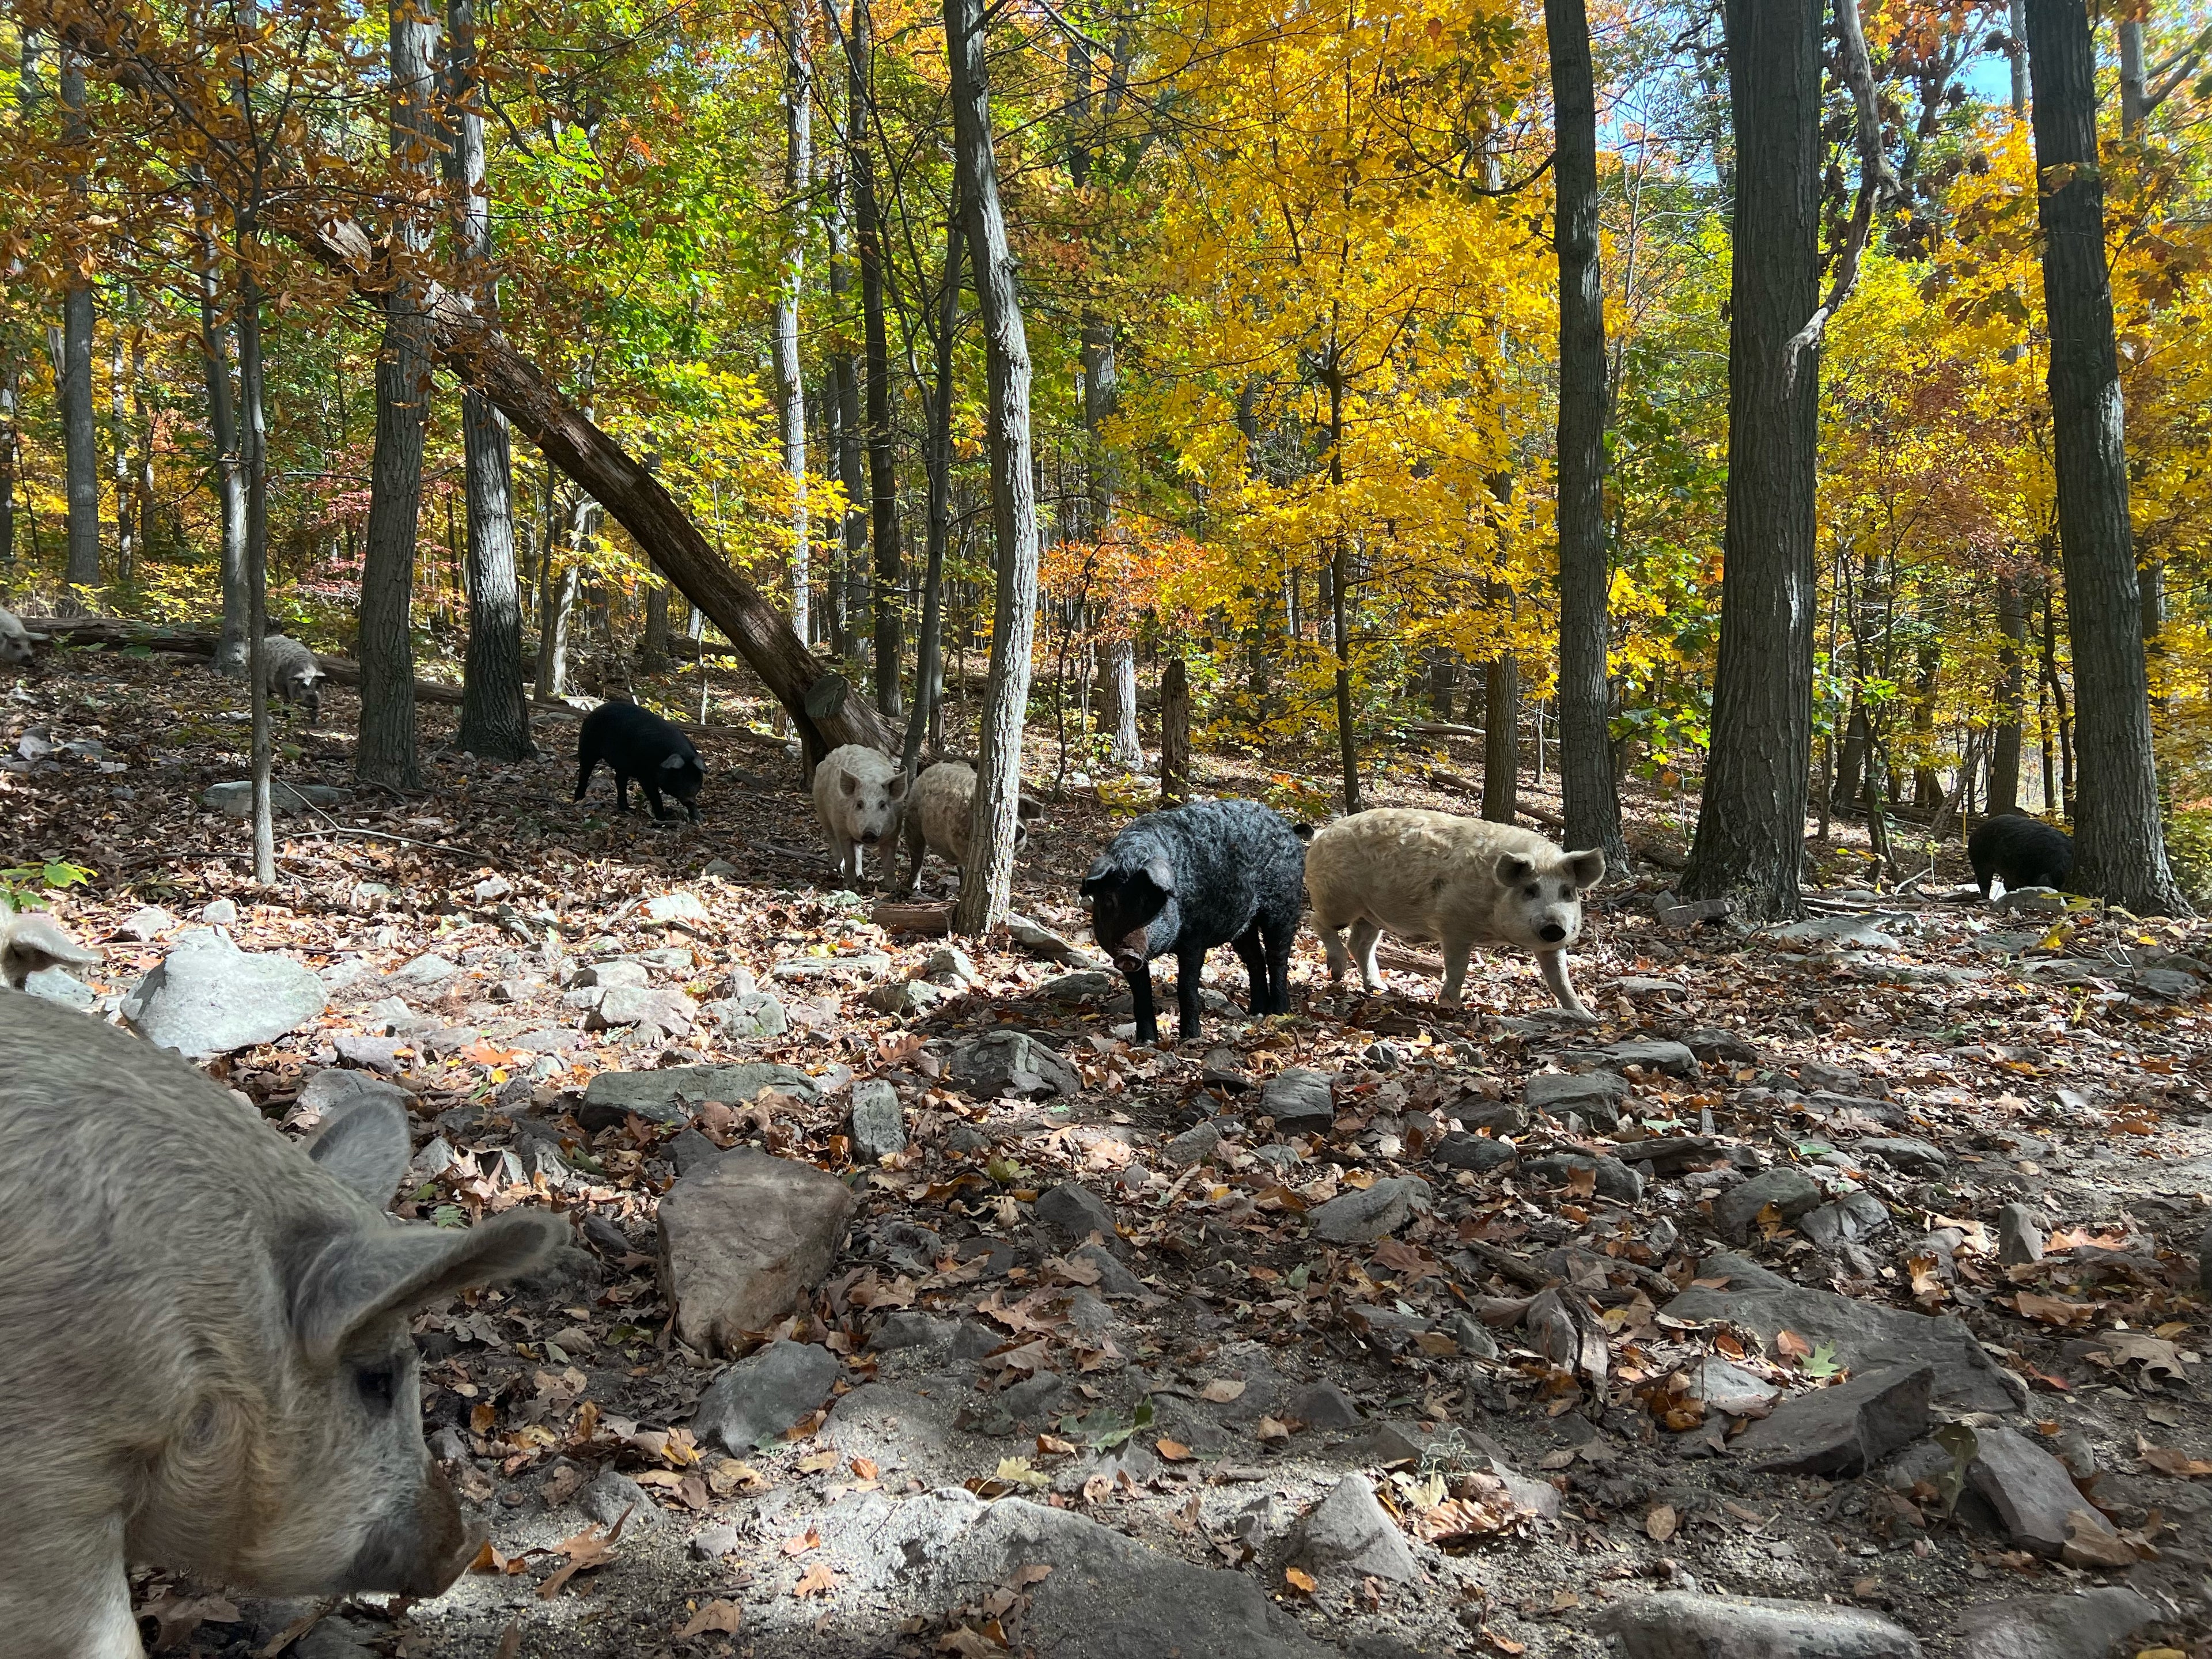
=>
[1174,943,1207,1040]
[3,1513,142,1658]
[1539,950,1600,1024]
[1125,960,1160,1046]
[1438,933,1472,1006]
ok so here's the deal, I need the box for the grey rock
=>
[1037,1181,1119,1249]
[2126,966,2199,1001]
[407,1136,457,1182]
[1521,1153,1645,1203]
[694,1339,842,1452]
[293,1618,379,1659]
[1285,1381,1363,1430]
[772,951,892,983]
[1433,1131,1517,1173]
[1800,1193,1893,1251]
[945,1124,990,1155]
[1855,1136,1949,1174]
[1713,1168,1824,1240]
[198,898,239,925]
[690,1521,741,1560]
[1295,1475,1420,1584]
[2199,1216,2212,1298]
[642,890,710,929]
[579,1468,660,1531]
[709,989,789,1040]
[1683,1027,1762,1065]
[1969,1425,2121,1559]
[334,1035,407,1072]
[849,1079,907,1162]
[922,945,979,986]
[1666,1255,2024,1413]
[1562,1038,1699,1078]
[1071,1243,1146,1300]
[666,1129,724,1176]
[121,929,327,1059]
[297,1068,412,1121]
[1737,1364,1933,1475]
[1001,1371,1065,1423]
[1616,976,1687,999]
[1997,1203,2045,1266]
[581,1062,816,1130]
[1798,1060,1876,1097]
[1956,1589,2159,1659]
[951,1031,1080,1099]
[1688,1358,1779,1415]
[1445,1312,1499,1359]
[115,904,176,942]
[657,1148,858,1356]
[1163,1120,1221,1168]
[821,1384,959,1474]
[870,1311,956,1351]
[1605,1593,1923,1659]
[588,984,696,1032]
[1525,1068,1631,1126]
[572,960,649,989]
[393,952,460,988]
[1040,970,1116,1005]
[1260,1067,1336,1132]
[866,978,947,1016]
[1309,1175,1428,1243]
[24,966,95,1009]
[199,779,343,819]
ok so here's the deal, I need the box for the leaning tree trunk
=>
[1547,0,1627,872]
[446,0,531,760]
[56,49,100,610]
[198,221,250,674]
[850,0,903,717]
[947,0,1041,936]
[775,0,810,643]
[2025,0,2187,912]
[58,10,896,761]
[356,0,439,790]
[1679,0,1821,921]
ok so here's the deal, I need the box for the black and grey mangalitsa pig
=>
[1304,807,1605,1021]
[0,993,562,1657]
[1080,797,1306,1046]
[1968,810,2074,900]
[575,698,706,821]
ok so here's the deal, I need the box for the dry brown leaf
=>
[781,1527,824,1556]
[793,1560,841,1598]
[1200,1378,1247,1403]
[1646,1503,1678,1541]
[1156,1437,1194,1462]
[1284,1567,1317,1595]
[2061,1513,2139,1569]
[2016,1291,2097,1327]
[677,1600,745,1638]
[2137,1437,2212,1478]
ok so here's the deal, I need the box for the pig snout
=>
[1538,922,1567,944]
[345,1462,479,1598]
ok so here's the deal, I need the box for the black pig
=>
[1080,798,1306,1046]
[575,701,704,822]
[1969,812,2073,899]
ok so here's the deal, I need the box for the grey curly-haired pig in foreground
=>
[0,992,563,1658]
[1304,808,1605,1021]
[261,632,328,723]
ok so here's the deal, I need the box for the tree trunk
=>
[827,161,866,666]
[0,349,17,570]
[198,228,251,673]
[1321,349,1359,813]
[57,50,100,610]
[238,250,275,884]
[446,0,531,761]
[1680,0,1821,921]
[109,327,131,582]
[130,366,155,564]
[902,199,962,775]
[1101,638,1141,770]
[1159,657,1190,806]
[2025,0,2186,912]
[1547,0,1626,871]
[1483,650,1518,824]
[849,0,903,716]
[947,0,1041,936]
[641,576,670,673]
[357,0,439,790]
[775,0,810,643]
[1990,574,2026,812]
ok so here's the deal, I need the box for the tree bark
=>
[1321,345,1360,813]
[197,222,250,674]
[947,0,1041,935]
[775,0,810,644]
[356,0,439,790]
[1547,0,1626,872]
[1483,650,1518,824]
[902,199,962,775]
[1990,574,2026,813]
[0,349,17,571]
[1101,639,1141,771]
[1158,657,1190,805]
[1680,0,1821,921]
[827,160,866,665]
[57,49,100,609]
[2025,0,2187,912]
[849,0,902,715]
[445,0,530,761]
[238,249,275,884]
[109,327,131,581]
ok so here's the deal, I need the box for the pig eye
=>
[1559,885,1574,900]
[355,1361,401,1414]
[1524,884,1539,899]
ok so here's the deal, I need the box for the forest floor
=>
[7,643,2212,1659]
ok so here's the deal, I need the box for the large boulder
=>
[121,929,327,1059]
[692,1339,842,1452]
[1735,1365,1933,1475]
[1664,1254,2024,1413]
[1308,1176,1429,1244]
[949,1031,1080,1099]
[657,1149,857,1355]
[1293,1475,1421,1584]
[581,1062,816,1130]
[1955,1589,2158,1659]
[1605,1593,1922,1659]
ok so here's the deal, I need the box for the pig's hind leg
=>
[574,748,598,802]
[3,1510,141,1658]
[1260,910,1297,1015]
[1232,925,1270,1016]
[1347,917,1384,994]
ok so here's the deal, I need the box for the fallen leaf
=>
[793,1560,841,1598]
[1646,1503,1678,1541]
[1156,1437,1195,1462]
[2136,1438,2212,1478]
[1200,1378,1247,1403]
[2061,1512,2139,1569]
[781,1527,823,1556]
[1284,1567,1317,1595]
[677,1600,745,1638]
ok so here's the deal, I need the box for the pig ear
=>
[291,1212,566,1366]
[1565,849,1606,890]
[661,753,687,770]
[302,1093,411,1209]
[0,912,101,991]
[1495,855,1534,885]
[1142,858,1176,894]
[1079,855,1113,899]
[841,772,858,797]
[1017,796,1043,821]
[888,770,909,799]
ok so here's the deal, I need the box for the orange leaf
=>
[793,1560,841,1598]
[1156,1437,1194,1462]
[677,1600,744,1638]
[1284,1567,1317,1595]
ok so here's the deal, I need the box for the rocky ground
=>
[6,647,2212,1659]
